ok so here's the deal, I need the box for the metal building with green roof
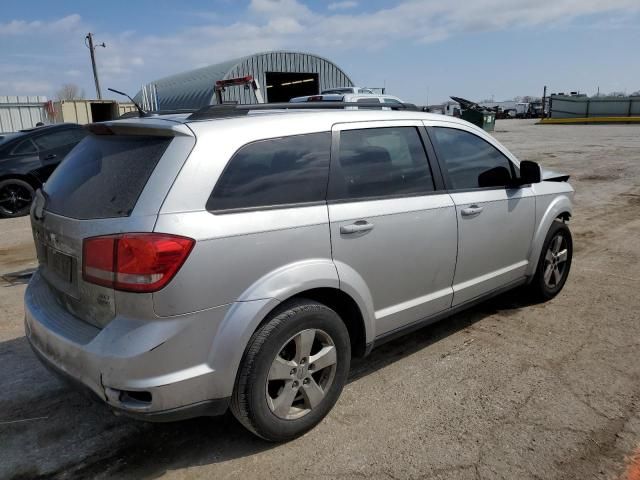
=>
[136,51,354,110]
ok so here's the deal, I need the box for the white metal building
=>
[0,96,48,133]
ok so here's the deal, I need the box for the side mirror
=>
[518,160,541,185]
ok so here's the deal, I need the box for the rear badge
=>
[97,294,111,306]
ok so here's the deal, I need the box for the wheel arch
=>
[0,173,42,190]
[280,287,368,357]
[526,194,573,277]
[209,260,374,398]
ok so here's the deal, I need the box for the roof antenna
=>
[107,88,147,117]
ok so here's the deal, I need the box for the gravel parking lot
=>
[1,119,639,480]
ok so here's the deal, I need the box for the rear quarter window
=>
[207,132,330,212]
[43,135,171,219]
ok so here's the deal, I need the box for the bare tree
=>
[56,83,85,101]
[508,96,541,103]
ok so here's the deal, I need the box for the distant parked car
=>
[0,123,87,218]
[320,87,377,95]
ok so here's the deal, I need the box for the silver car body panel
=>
[25,109,574,418]
[328,120,457,337]
[448,187,536,305]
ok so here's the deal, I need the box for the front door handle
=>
[44,154,57,160]
[460,205,484,217]
[340,220,374,234]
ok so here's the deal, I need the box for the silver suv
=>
[25,104,574,441]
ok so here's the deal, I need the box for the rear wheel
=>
[231,299,350,441]
[528,220,573,300]
[0,179,35,218]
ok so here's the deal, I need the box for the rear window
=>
[207,132,330,212]
[43,134,171,219]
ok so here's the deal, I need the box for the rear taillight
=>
[82,233,195,293]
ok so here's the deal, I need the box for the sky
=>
[1,0,639,104]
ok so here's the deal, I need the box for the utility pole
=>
[85,33,106,99]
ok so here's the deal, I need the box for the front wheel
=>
[528,220,573,300]
[0,179,35,218]
[230,299,351,441]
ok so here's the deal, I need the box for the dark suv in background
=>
[0,123,87,218]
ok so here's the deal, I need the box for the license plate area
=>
[45,247,73,283]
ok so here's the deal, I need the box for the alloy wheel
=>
[0,183,33,216]
[543,233,569,288]
[266,328,337,420]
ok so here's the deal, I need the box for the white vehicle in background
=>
[290,93,406,106]
[320,87,376,95]
[443,102,462,117]
[515,102,530,118]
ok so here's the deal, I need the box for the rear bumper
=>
[28,334,230,421]
[24,271,235,420]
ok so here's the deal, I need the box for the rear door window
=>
[34,129,87,150]
[43,135,171,219]
[330,127,435,201]
[208,132,330,212]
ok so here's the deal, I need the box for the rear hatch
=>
[31,120,195,328]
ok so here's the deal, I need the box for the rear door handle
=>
[340,221,374,234]
[44,154,57,160]
[460,205,484,217]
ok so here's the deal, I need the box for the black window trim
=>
[327,124,446,205]
[425,125,521,193]
[10,138,38,156]
[207,131,332,215]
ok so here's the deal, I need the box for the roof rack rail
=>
[186,102,419,120]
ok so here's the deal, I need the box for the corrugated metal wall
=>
[0,96,47,133]
[138,51,354,111]
[550,96,640,118]
[221,51,353,105]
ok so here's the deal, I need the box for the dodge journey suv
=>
[25,103,574,441]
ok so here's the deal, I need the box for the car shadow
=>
[349,286,541,382]
[0,288,538,480]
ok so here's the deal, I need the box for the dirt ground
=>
[0,119,639,480]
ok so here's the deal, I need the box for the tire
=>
[528,220,573,300]
[230,299,351,442]
[0,179,35,218]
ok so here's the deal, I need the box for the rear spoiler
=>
[84,122,193,137]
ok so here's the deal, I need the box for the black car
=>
[0,123,87,217]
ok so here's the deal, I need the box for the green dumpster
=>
[461,109,495,132]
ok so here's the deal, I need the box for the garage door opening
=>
[90,103,115,122]
[265,72,319,103]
